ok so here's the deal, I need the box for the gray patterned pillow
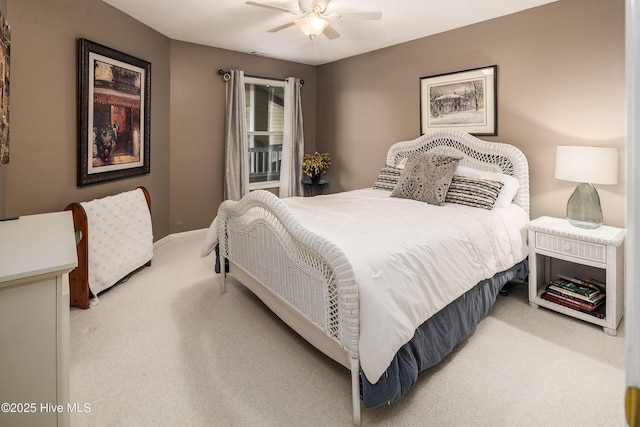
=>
[390,152,462,205]
[445,175,504,209]
[372,164,402,191]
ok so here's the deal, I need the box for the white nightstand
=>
[527,216,625,336]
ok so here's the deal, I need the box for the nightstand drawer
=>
[535,232,606,263]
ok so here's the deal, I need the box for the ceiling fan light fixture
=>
[294,14,329,38]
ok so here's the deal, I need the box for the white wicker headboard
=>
[386,129,530,214]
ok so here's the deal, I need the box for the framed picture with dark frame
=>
[420,65,497,136]
[0,11,10,166]
[77,38,151,186]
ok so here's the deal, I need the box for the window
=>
[245,77,285,190]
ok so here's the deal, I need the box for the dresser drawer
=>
[535,232,607,264]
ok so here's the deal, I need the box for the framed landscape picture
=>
[77,38,151,186]
[420,65,497,136]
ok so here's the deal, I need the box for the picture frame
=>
[77,38,151,186]
[0,11,10,166]
[420,65,497,136]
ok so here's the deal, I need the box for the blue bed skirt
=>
[360,259,529,408]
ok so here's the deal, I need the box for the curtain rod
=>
[218,69,304,86]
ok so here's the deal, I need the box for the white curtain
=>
[279,77,304,198]
[223,70,249,201]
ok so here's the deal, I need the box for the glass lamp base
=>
[566,182,603,229]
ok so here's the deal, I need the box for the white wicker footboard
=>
[216,189,362,424]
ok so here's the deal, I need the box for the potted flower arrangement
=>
[301,152,331,183]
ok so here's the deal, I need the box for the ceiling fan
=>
[245,0,382,40]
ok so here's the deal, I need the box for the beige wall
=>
[317,0,626,228]
[4,0,172,237]
[2,0,315,238]
[169,42,316,233]
[0,0,626,238]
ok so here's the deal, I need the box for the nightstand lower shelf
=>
[529,289,614,335]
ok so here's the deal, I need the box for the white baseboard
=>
[154,228,207,250]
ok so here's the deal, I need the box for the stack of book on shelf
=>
[541,275,606,319]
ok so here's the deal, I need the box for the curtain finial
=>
[218,69,231,82]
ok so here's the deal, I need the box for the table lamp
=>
[555,146,618,229]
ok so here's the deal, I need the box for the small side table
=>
[302,179,328,196]
[527,216,625,335]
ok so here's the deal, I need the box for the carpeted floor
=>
[70,229,625,426]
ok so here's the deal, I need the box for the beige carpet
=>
[70,230,625,426]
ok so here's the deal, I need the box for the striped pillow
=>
[445,175,504,210]
[373,165,402,191]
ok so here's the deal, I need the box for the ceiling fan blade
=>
[336,11,383,21]
[267,21,295,33]
[323,24,340,40]
[245,1,300,15]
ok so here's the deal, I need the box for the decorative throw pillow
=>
[390,152,462,205]
[455,165,520,209]
[372,164,402,191]
[445,175,504,210]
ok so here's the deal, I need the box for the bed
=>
[202,129,530,425]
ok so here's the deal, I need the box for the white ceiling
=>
[102,0,559,66]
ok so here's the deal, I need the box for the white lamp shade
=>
[295,15,329,37]
[555,146,618,185]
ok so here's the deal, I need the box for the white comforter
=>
[281,189,528,384]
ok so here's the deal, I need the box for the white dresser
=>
[0,212,78,427]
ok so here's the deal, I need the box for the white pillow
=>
[454,165,519,209]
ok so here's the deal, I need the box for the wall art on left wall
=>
[0,12,9,166]
[77,38,151,186]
